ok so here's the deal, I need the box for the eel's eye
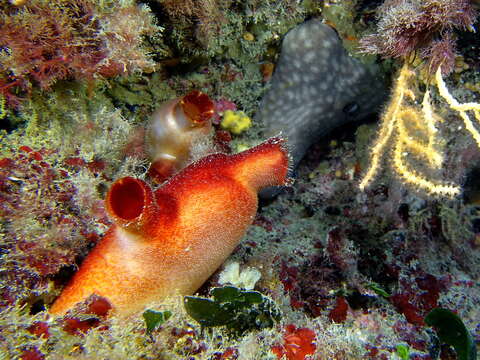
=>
[343,102,360,117]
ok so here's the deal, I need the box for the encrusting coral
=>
[50,137,290,317]
[359,62,480,197]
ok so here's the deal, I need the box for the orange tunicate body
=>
[50,137,290,317]
[145,90,215,183]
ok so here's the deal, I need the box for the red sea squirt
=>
[50,137,290,317]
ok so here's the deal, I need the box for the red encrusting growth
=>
[50,137,290,316]
[27,322,50,339]
[20,348,44,360]
[328,296,349,323]
[272,324,317,360]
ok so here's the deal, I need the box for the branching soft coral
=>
[0,0,158,107]
[359,62,480,196]
[360,0,477,74]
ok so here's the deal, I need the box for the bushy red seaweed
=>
[0,0,157,107]
[390,273,449,326]
[59,295,111,336]
[211,347,239,360]
[20,347,44,360]
[360,0,478,74]
[0,145,105,306]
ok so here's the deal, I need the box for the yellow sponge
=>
[221,110,252,135]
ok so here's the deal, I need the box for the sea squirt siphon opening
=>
[107,177,146,221]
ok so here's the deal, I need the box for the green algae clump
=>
[184,286,280,336]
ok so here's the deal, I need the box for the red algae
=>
[328,296,349,323]
[272,324,316,360]
[0,146,104,305]
[0,0,157,107]
[20,348,44,360]
[359,0,477,74]
[27,321,50,339]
